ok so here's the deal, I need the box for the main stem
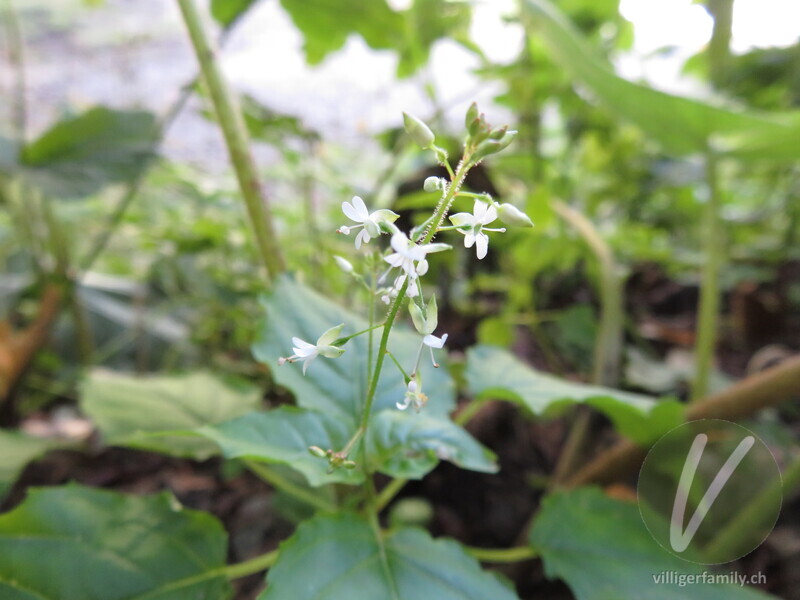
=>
[356,156,472,443]
[692,150,724,401]
[176,0,285,278]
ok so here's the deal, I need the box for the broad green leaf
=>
[530,487,775,600]
[0,484,231,600]
[196,407,363,487]
[466,345,682,444]
[0,431,65,499]
[520,0,800,161]
[260,512,519,599]
[210,0,258,26]
[194,407,496,486]
[280,0,405,66]
[252,275,455,423]
[366,411,497,478]
[16,107,157,197]
[80,370,261,460]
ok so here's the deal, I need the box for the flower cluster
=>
[280,106,533,419]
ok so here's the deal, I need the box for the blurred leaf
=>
[530,487,775,600]
[0,431,64,499]
[280,0,404,65]
[466,345,682,443]
[0,484,231,599]
[521,0,800,161]
[239,95,318,143]
[210,0,258,26]
[16,107,157,198]
[260,512,519,599]
[80,370,261,459]
[366,410,497,478]
[252,275,455,422]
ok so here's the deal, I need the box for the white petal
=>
[390,232,409,253]
[463,232,476,248]
[415,259,429,276]
[449,212,474,228]
[476,232,489,259]
[341,201,363,223]
[351,196,370,219]
[292,337,314,350]
[355,229,370,249]
[481,205,498,225]
[473,200,488,219]
[396,398,411,410]
[384,253,404,268]
[302,355,315,375]
[423,334,446,348]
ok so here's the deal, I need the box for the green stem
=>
[550,200,623,487]
[692,151,724,401]
[375,476,409,512]
[176,0,285,278]
[454,398,487,427]
[245,460,336,512]
[703,455,800,560]
[131,548,279,598]
[465,545,538,563]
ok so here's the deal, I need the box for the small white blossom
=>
[384,232,449,279]
[423,333,448,368]
[333,255,354,273]
[380,275,419,305]
[449,200,506,259]
[278,324,345,375]
[397,379,428,412]
[339,196,398,249]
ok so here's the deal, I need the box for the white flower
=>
[397,379,428,412]
[423,333,448,368]
[339,196,398,249]
[278,324,345,375]
[449,200,506,259]
[384,232,449,279]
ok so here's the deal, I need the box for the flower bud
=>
[497,203,534,227]
[402,112,435,149]
[423,176,444,193]
[471,130,517,162]
[333,255,354,273]
[465,102,479,129]
[308,446,327,458]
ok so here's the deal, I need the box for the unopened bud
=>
[497,203,534,227]
[465,102,479,129]
[343,460,358,469]
[423,176,444,193]
[403,112,435,149]
[333,255,354,273]
[309,446,327,458]
[472,130,517,162]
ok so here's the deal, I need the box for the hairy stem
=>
[176,0,286,278]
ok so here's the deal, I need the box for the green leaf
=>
[466,345,682,444]
[0,431,65,499]
[260,512,519,599]
[520,0,800,161]
[196,407,363,487]
[252,275,455,423]
[530,487,776,600]
[195,407,496,486]
[210,0,258,26]
[17,107,157,197]
[80,370,261,460]
[366,411,497,478]
[280,0,405,65]
[0,484,231,600]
